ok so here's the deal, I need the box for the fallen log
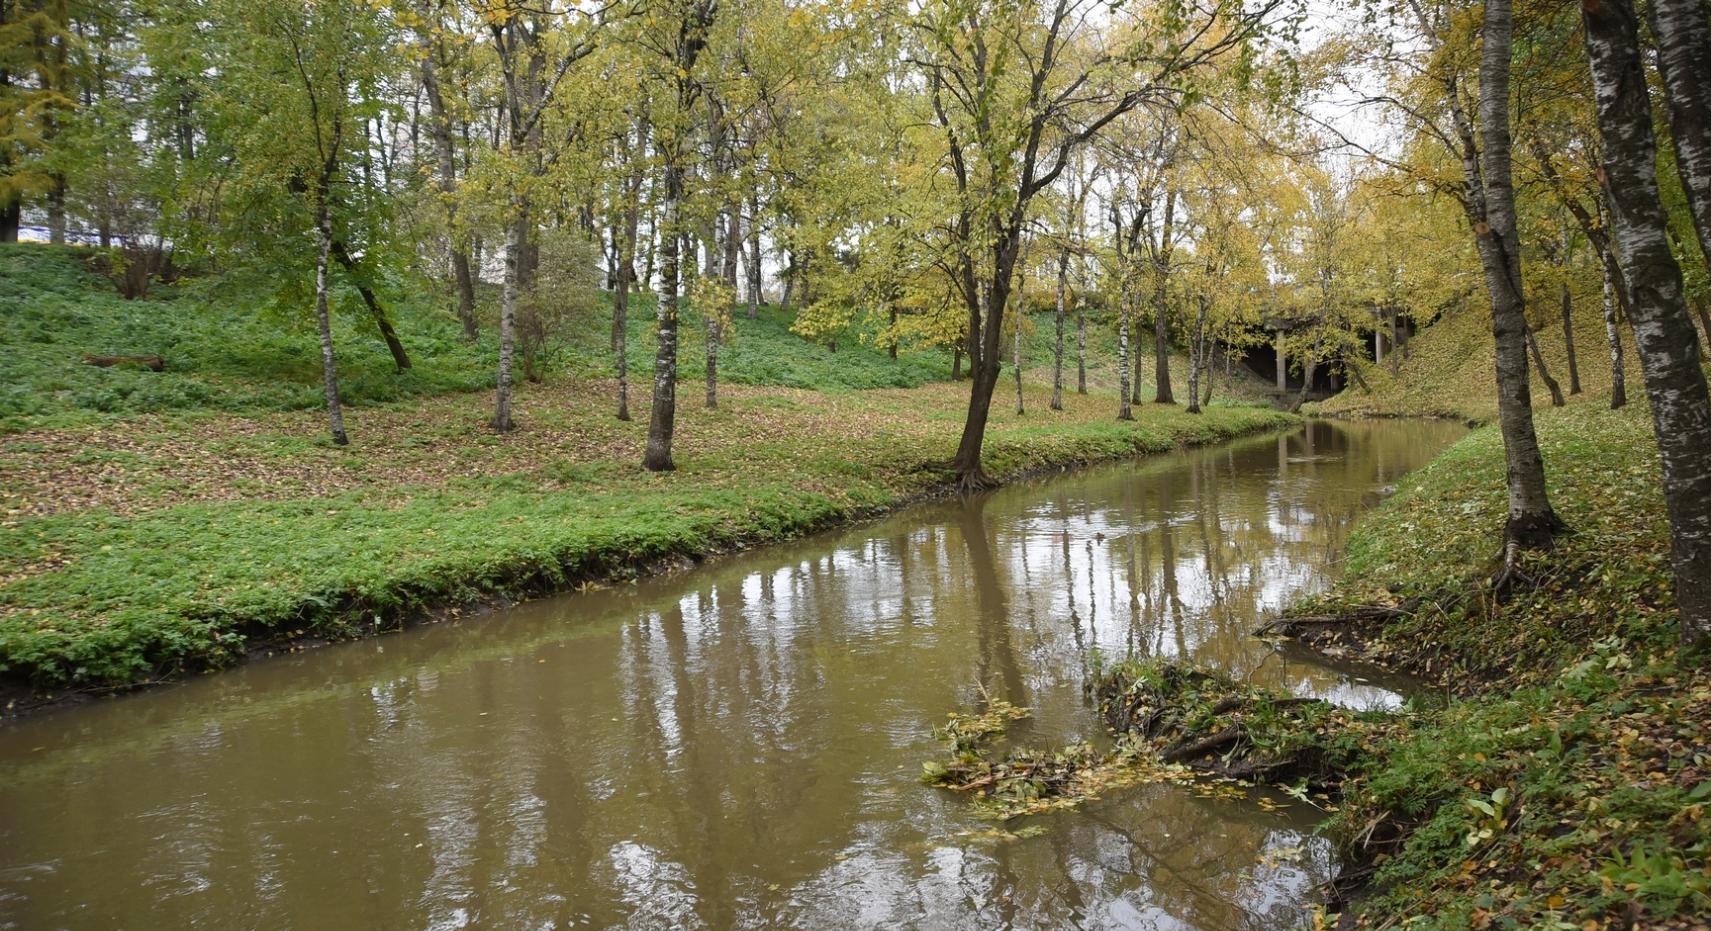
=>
[83,354,164,371]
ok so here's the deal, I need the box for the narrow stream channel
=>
[0,419,1467,930]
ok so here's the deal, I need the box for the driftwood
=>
[83,354,164,371]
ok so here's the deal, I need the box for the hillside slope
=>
[1,243,1269,432]
[1319,289,1646,422]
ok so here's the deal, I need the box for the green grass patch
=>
[1,242,1271,432]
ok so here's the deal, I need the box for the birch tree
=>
[1580,0,1711,645]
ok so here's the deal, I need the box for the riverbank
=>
[1275,402,1710,927]
[0,377,1294,715]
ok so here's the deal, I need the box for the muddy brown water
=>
[0,419,1467,930]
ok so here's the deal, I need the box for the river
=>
[0,418,1467,930]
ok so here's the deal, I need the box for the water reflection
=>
[0,419,1465,930]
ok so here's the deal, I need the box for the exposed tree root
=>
[1253,603,1408,639]
[1092,662,1381,791]
[954,466,1000,494]
[1488,539,1535,601]
[924,661,1393,820]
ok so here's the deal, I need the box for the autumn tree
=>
[909,0,1295,490]
[638,0,717,471]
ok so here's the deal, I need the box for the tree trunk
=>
[1013,313,1024,414]
[1051,250,1068,411]
[1475,0,1566,549]
[641,206,657,291]
[1584,0,1711,645]
[313,206,349,446]
[614,161,642,423]
[747,193,762,319]
[705,300,719,410]
[1186,298,1208,414]
[951,360,1001,484]
[1389,310,1403,374]
[1201,338,1215,407]
[710,206,740,411]
[368,302,411,373]
[1075,300,1087,394]
[778,256,796,314]
[449,251,478,341]
[1131,320,1144,405]
[701,216,719,280]
[614,257,632,423]
[949,276,1000,487]
[1525,325,1565,407]
[1288,330,1322,413]
[644,160,683,472]
[46,179,65,244]
[1561,284,1581,394]
[1603,264,1628,410]
[418,45,478,340]
[952,344,963,380]
[0,194,18,243]
[1275,330,1287,392]
[1650,0,1711,271]
[330,240,411,371]
[1116,295,1134,421]
[1152,192,1175,404]
[493,207,523,432]
[1013,252,1027,416]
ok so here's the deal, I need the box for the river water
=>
[0,419,1466,930]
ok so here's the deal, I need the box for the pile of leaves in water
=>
[919,697,1119,818]
[923,660,1392,820]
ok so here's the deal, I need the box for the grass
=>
[1293,401,1711,928]
[0,244,1290,700]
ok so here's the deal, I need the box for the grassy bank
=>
[1286,402,1710,928]
[0,243,1290,707]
